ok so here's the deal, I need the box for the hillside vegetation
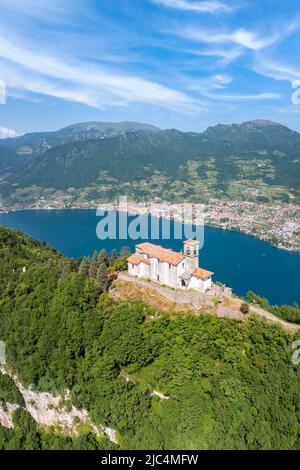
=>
[1,120,300,207]
[0,226,300,450]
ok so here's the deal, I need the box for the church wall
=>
[140,262,150,279]
[128,263,139,276]
[189,276,212,292]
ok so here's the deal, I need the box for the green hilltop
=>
[0,226,300,450]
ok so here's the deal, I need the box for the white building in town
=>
[127,240,214,292]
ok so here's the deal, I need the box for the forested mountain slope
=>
[0,146,23,174]
[1,120,299,207]
[0,226,300,450]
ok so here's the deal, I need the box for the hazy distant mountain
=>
[0,121,160,156]
[202,120,300,154]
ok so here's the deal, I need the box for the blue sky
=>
[0,0,300,136]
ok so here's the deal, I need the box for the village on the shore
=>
[2,195,299,252]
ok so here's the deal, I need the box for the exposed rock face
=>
[0,402,19,428]
[0,366,118,444]
[20,385,92,431]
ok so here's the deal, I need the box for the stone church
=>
[127,240,214,292]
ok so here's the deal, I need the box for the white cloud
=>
[212,74,232,85]
[152,0,231,13]
[0,0,79,24]
[182,46,243,66]
[204,92,281,101]
[0,36,201,115]
[185,74,232,94]
[0,126,17,138]
[194,47,243,65]
[178,27,278,50]
[272,105,300,115]
[253,58,300,83]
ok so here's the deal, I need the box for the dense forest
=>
[0,407,117,450]
[0,226,300,450]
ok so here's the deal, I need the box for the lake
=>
[0,209,299,306]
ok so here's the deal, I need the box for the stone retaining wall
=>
[117,272,212,308]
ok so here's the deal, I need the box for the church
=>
[127,240,214,292]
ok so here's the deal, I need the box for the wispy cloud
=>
[203,91,281,101]
[175,27,279,50]
[0,0,79,24]
[185,73,232,93]
[0,126,17,138]
[0,0,299,131]
[186,46,243,65]
[0,36,201,114]
[253,58,300,82]
[212,74,232,86]
[152,0,231,13]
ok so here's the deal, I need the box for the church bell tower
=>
[183,240,200,274]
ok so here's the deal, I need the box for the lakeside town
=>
[1,195,299,253]
[96,198,300,252]
[205,198,300,252]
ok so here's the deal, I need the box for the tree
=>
[99,249,109,267]
[78,257,90,276]
[247,291,270,310]
[89,251,99,278]
[120,246,130,257]
[110,249,117,265]
[96,261,109,292]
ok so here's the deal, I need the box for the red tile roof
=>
[136,242,184,266]
[184,239,199,246]
[127,253,150,265]
[192,267,214,279]
[127,253,141,265]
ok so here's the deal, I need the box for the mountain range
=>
[0,121,159,157]
[0,119,299,207]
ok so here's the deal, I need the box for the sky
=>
[0,0,300,137]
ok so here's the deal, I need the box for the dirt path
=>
[250,305,300,332]
[113,276,300,333]
[150,390,170,400]
[120,371,169,400]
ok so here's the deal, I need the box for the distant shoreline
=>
[1,204,299,254]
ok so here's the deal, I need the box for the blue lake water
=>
[0,209,299,306]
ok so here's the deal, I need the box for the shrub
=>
[240,303,250,314]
